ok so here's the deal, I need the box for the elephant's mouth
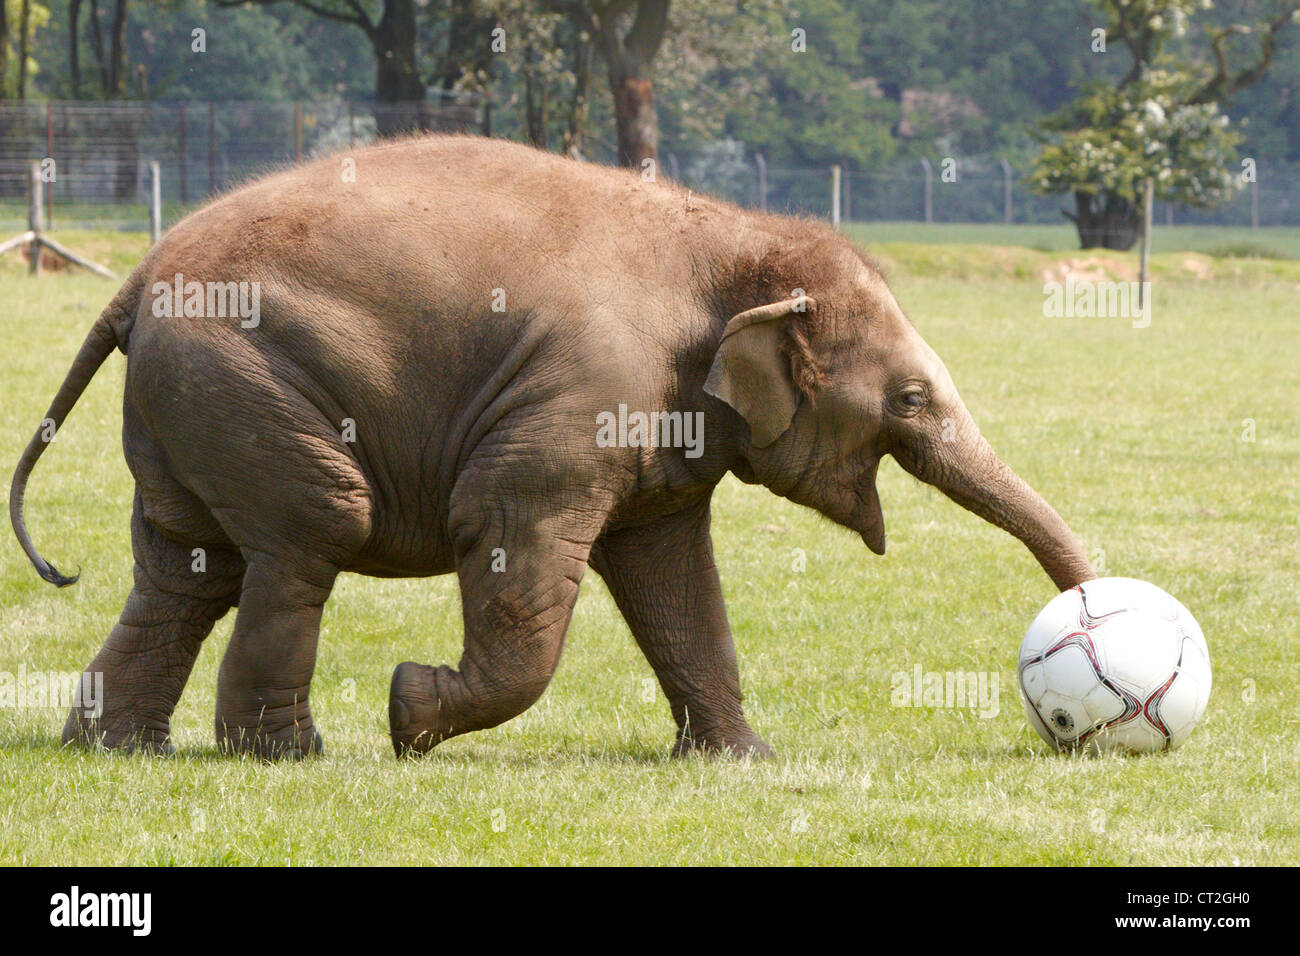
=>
[853,459,886,555]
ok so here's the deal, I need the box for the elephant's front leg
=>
[388,500,599,756]
[591,500,772,758]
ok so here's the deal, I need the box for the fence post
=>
[150,161,162,244]
[667,151,680,181]
[1000,158,1013,224]
[295,102,303,163]
[1139,177,1153,311]
[46,102,54,226]
[830,164,841,231]
[209,103,216,197]
[755,152,767,212]
[28,161,44,275]
[842,167,851,222]
[920,157,933,223]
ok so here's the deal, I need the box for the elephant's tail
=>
[10,296,132,587]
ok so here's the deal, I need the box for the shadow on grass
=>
[1,727,685,768]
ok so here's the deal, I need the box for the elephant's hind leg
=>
[63,492,245,754]
[213,557,338,759]
[208,478,371,760]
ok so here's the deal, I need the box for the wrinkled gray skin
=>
[10,135,1095,759]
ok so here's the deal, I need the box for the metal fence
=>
[662,149,1300,229]
[0,99,481,229]
[1,101,1296,231]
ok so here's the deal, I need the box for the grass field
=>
[1,233,1297,865]
[846,221,1300,260]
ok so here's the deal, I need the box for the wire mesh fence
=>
[664,147,1300,229]
[0,99,481,230]
[1,101,1296,232]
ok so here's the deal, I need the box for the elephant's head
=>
[705,241,1095,591]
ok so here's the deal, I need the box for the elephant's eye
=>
[890,386,929,417]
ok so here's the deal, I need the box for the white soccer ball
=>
[1017,577,1212,753]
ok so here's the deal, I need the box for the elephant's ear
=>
[704,295,817,448]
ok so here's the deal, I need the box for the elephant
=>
[9,134,1095,760]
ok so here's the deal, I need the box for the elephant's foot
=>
[673,721,774,759]
[61,708,175,756]
[215,708,324,760]
[389,659,547,758]
[389,661,449,757]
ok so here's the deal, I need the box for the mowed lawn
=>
[0,241,1296,865]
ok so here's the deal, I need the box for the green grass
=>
[1,235,1297,865]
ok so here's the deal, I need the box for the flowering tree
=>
[1031,0,1299,250]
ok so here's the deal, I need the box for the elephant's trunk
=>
[900,424,1096,591]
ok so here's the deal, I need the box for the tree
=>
[438,0,498,132]
[0,2,7,98]
[1032,0,1299,250]
[2,0,53,98]
[217,0,428,135]
[547,0,669,168]
[480,1,595,154]
[66,0,130,96]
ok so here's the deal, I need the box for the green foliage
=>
[1,0,53,96]
[1031,71,1243,206]
[1031,0,1298,208]
[666,0,898,169]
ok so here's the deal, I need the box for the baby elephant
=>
[10,135,1094,759]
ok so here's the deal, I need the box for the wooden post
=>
[150,161,162,244]
[28,161,44,275]
[1139,177,1153,311]
[920,158,933,223]
[842,167,851,222]
[45,102,54,227]
[209,102,216,197]
[755,152,767,212]
[831,165,841,231]
[295,102,303,163]
[0,160,115,279]
[1000,158,1013,224]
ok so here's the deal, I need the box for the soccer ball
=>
[1017,577,1211,753]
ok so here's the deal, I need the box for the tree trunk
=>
[108,0,129,96]
[89,0,108,90]
[439,0,495,135]
[0,0,10,99]
[608,67,658,168]
[372,0,427,137]
[1069,190,1143,251]
[593,0,669,169]
[69,0,83,97]
[523,44,547,148]
[562,34,593,158]
[18,0,31,99]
